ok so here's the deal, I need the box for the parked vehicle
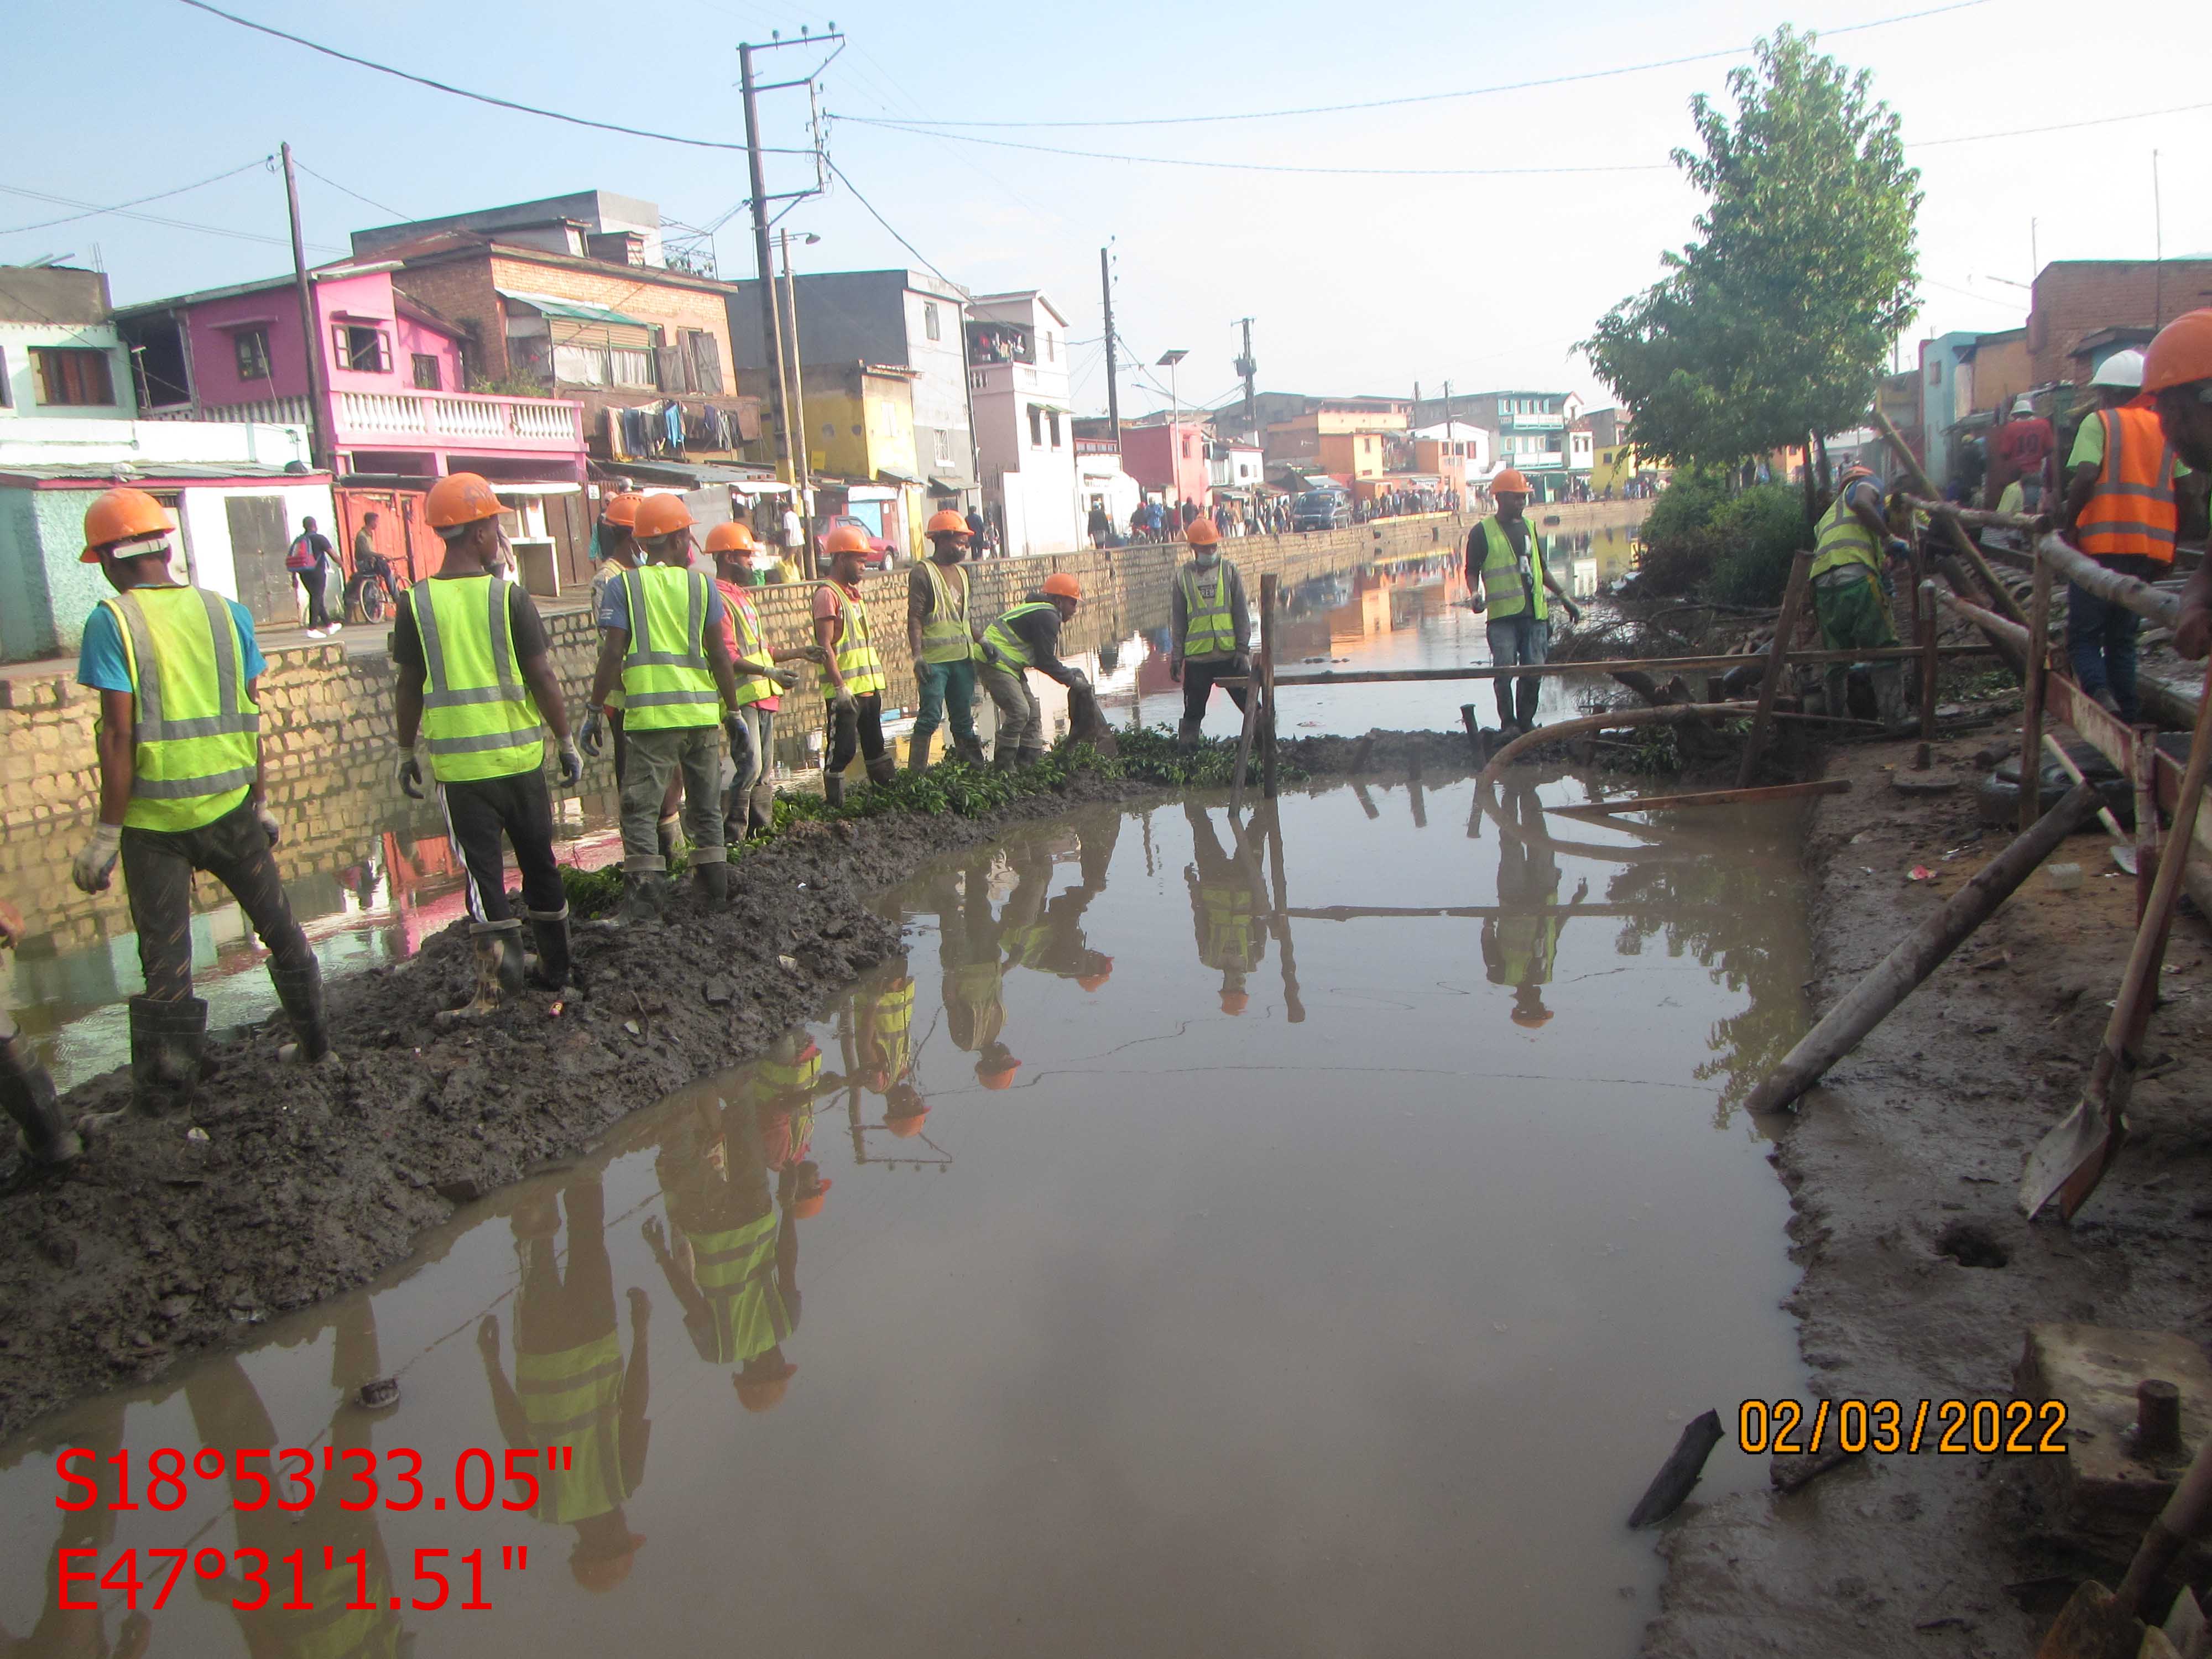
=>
[813,514,900,568]
[1290,490,1351,532]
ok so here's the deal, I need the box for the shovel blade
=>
[2036,1580,2143,1659]
[2021,1090,2126,1220]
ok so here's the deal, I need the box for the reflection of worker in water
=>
[1001,819,1119,990]
[478,1174,651,1591]
[3,1396,149,1659]
[1185,801,1268,1015]
[186,1298,401,1657]
[932,854,1019,1092]
[1482,782,1589,1029]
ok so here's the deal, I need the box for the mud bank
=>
[1644,729,2212,1658]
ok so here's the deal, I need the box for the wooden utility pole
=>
[739,45,796,508]
[1234,316,1256,439]
[279,143,332,476]
[778,228,814,570]
[1099,247,1120,438]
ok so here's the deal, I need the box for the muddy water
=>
[0,770,1807,1657]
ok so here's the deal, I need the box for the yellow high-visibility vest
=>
[409,576,543,782]
[982,601,1056,669]
[685,1210,788,1365]
[1811,487,1884,580]
[1179,563,1239,658]
[919,561,980,664]
[1475,518,1548,622]
[818,583,885,695]
[618,565,719,731]
[100,586,260,832]
[724,581,776,709]
[515,1332,629,1524]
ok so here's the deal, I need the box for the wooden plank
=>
[1919,580,1940,745]
[1260,572,1280,801]
[1739,550,1814,787]
[2036,531,2182,629]
[2021,552,2054,833]
[1546,778,1850,818]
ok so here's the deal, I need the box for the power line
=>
[0,183,339,252]
[0,156,272,236]
[292,158,410,223]
[822,156,964,295]
[1911,97,2212,149]
[831,0,1994,129]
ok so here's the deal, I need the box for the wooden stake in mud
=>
[1873,406,2028,627]
[1744,781,2103,1113]
[1259,572,1280,801]
[1261,804,1306,1024]
[1229,685,1260,814]
[1738,551,1813,789]
[2135,724,2162,920]
[2021,655,2212,1221]
[2021,549,2055,833]
[1918,579,1940,746]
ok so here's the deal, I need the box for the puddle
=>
[0,770,1808,1657]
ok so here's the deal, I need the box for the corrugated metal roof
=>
[497,289,650,328]
[0,462,320,484]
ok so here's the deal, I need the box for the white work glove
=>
[767,667,799,691]
[253,802,281,847]
[396,748,425,800]
[72,822,122,894]
[556,737,584,788]
[833,686,857,714]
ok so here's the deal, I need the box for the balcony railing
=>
[335,390,582,451]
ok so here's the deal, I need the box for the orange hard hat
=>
[927,509,971,536]
[977,1057,1020,1090]
[1510,1005,1554,1028]
[633,494,694,540]
[602,492,642,528]
[425,472,503,529]
[793,1177,831,1220]
[826,521,873,556]
[735,1364,795,1413]
[705,519,757,555]
[568,1535,645,1594]
[2146,309,2212,393]
[1076,958,1114,992]
[1219,990,1249,1016]
[884,1093,930,1138]
[1042,572,1082,601]
[1186,518,1222,547]
[80,487,174,561]
[1490,468,1533,496]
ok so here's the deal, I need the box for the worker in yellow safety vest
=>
[927,854,1019,1095]
[1807,462,1914,732]
[393,472,586,1018]
[1464,468,1583,735]
[70,487,330,1119]
[705,519,812,840]
[979,572,1090,769]
[1481,779,1589,1030]
[478,1173,653,1592]
[1184,801,1267,1015]
[2147,311,2212,661]
[586,494,768,922]
[587,491,681,861]
[1170,518,1252,751]
[814,523,892,804]
[906,509,988,770]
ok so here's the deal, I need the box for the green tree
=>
[1582,27,1922,472]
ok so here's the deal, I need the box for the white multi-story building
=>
[966,290,1081,556]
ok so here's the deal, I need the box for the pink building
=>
[1119,418,1212,508]
[115,264,585,482]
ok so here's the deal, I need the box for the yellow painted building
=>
[1592,442,1661,495]
[800,361,928,557]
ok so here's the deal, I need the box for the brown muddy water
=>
[0,768,1808,1658]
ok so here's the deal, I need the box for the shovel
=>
[2022,656,2212,1222]
[2037,1436,2212,1659]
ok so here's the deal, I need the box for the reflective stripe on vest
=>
[1002,921,1053,969]
[410,576,543,782]
[722,580,776,708]
[104,587,260,832]
[1200,885,1261,971]
[1180,564,1239,658]
[755,1046,823,1099]
[2079,407,2178,562]
[919,561,980,664]
[819,583,886,695]
[1810,488,1884,580]
[982,602,1056,669]
[1490,914,1562,987]
[863,980,915,1078]
[516,1332,628,1524]
[1477,518,1548,622]
[286,1563,400,1659]
[686,1211,785,1365]
[619,565,719,729]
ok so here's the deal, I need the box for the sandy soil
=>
[1643,720,2212,1657]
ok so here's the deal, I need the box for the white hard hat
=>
[2090,349,2146,390]
[2011,396,2034,416]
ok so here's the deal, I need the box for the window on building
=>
[1181,436,1191,458]
[31,347,116,406]
[332,323,392,374]
[680,328,723,394]
[412,353,442,391]
[1029,405,1044,447]
[933,427,952,465]
[608,347,653,387]
[1047,410,1062,448]
[234,328,271,382]
[0,345,11,408]
[924,302,941,342]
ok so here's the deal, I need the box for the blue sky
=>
[4,0,2206,415]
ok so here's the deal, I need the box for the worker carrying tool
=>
[905,509,987,771]
[813,523,892,805]
[0,899,81,1190]
[1169,518,1251,751]
[1464,469,1583,735]
[70,487,330,1118]
[585,494,760,923]
[1807,462,1914,733]
[392,472,586,1018]
[2148,310,2212,660]
[704,520,808,841]
[979,572,1092,769]
[2058,349,2199,721]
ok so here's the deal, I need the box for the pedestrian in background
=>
[966,505,990,558]
[286,515,338,637]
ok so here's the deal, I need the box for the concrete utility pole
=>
[1100,247,1121,438]
[1234,316,1256,440]
[739,45,796,503]
[778,227,817,566]
[279,143,332,476]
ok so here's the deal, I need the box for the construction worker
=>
[2148,311,2212,660]
[705,520,809,841]
[1464,468,1583,734]
[584,494,757,922]
[814,523,892,804]
[585,491,684,863]
[591,489,641,602]
[0,899,80,1190]
[1483,780,1589,1031]
[930,853,1015,1095]
[906,508,987,770]
[1000,820,1118,988]
[2059,349,2191,721]
[478,1173,653,1592]
[70,487,329,1117]
[1807,462,1914,732]
[979,573,1091,768]
[1169,517,1251,750]
[5,1395,150,1659]
[1184,801,1267,1015]
[393,472,585,1016]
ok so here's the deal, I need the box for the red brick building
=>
[2027,260,2212,389]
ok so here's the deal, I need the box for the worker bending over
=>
[814,523,892,805]
[980,573,1091,768]
[1465,469,1581,734]
[2150,312,2212,661]
[704,520,807,839]
[1169,518,1251,750]
[393,473,585,1017]
[70,487,330,1117]
[906,509,987,770]
[1807,463,1913,733]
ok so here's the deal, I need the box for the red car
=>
[813,514,901,568]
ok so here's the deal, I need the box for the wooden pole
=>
[1919,579,1940,750]
[1259,572,1279,801]
[2021,550,2055,833]
[1546,778,1850,818]
[1228,681,1259,813]
[1744,781,2103,1113]
[2135,723,2162,920]
[1873,405,2029,626]
[1262,805,1305,1024]
[2036,531,2182,628]
[1477,701,1755,790]
[1738,551,1814,788]
[1901,493,2047,534]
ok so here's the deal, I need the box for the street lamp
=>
[1158,349,1187,510]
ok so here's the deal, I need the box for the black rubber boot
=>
[0,1034,82,1187]
[695,859,731,910]
[993,745,1020,772]
[128,995,207,1115]
[823,772,846,808]
[1015,747,1045,769]
[525,907,579,992]
[437,921,525,1024]
[748,780,776,836]
[271,963,331,1065]
[613,873,667,927]
[1176,719,1202,754]
[865,753,899,790]
[907,733,932,773]
[953,735,987,768]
